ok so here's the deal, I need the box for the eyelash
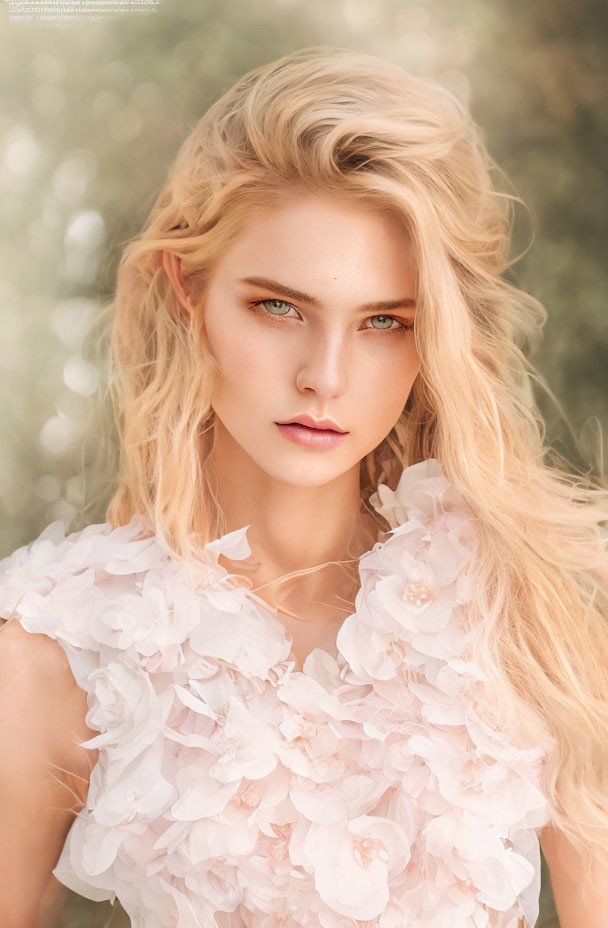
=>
[250,299,414,334]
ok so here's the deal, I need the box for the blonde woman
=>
[1,46,607,928]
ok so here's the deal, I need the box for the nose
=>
[295,329,349,398]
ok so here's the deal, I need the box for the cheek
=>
[208,322,287,400]
[355,342,419,424]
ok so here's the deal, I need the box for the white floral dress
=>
[0,459,552,928]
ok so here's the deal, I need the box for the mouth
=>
[278,423,344,434]
[274,420,349,449]
[276,416,348,434]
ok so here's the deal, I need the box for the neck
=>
[208,422,379,609]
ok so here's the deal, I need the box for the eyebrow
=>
[237,276,416,313]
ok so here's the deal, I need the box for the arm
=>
[539,823,608,928]
[0,620,99,928]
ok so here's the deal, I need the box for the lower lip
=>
[275,423,348,449]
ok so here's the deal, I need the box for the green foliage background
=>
[1,0,606,925]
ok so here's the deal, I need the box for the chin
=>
[266,457,356,487]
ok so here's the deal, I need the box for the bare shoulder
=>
[539,823,608,928]
[0,619,100,925]
[1,616,73,679]
[0,618,99,797]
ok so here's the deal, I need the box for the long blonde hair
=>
[80,46,608,874]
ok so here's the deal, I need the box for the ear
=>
[162,250,194,317]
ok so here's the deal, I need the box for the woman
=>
[1,46,607,928]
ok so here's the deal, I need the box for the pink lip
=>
[275,422,348,449]
[278,414,347,433]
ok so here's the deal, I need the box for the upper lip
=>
[277,414,348,433]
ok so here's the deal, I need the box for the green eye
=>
[259,299,292,316]
[369,315,395,329]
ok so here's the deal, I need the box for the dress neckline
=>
[179,456,460,682]
[214,523,386,674]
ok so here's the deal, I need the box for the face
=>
[201,193,420,488]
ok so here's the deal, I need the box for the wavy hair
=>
[80,46,608,875]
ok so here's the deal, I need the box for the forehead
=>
[213,194,416,298]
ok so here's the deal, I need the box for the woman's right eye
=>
[251,299,298,318]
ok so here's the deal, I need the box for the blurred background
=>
[1,0,606,925]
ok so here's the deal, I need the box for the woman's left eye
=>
[363,315,412,333]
